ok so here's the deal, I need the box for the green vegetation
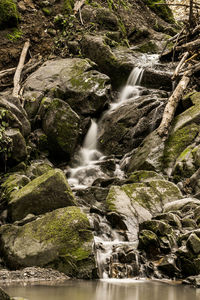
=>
[0,0,19,28]
[143,0,174,23]
[7,28,22,41]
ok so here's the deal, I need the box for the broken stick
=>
[12,39,30,98]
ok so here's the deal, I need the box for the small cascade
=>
[110,54,159,111]
[89,212,143,279]
[68,119,103,188]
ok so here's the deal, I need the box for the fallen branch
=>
[172,51,189,79]
[0,67,16,80]
[158,71,191,137]
[176,38,200,51]
[13,39,30,98]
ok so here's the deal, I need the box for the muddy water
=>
[2,279,200,300]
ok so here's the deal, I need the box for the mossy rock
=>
[136,40,158,54]
[42,98,80,161]
[7,168,77,222]
[0,0,19,29]
[163,123,200,174]
[128,170,165,183]
[106,178,182,215]
[0,207,96,278]
[1,173,30,201]
[142,0,174,23]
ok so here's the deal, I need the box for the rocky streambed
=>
[1,1,200,297]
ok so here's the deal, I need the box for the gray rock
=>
[0,207,96,279]
[42,98,80,160]
[186,233,200,254]
[0,94,31,137]
[164,198,200,213]
[98,95,166,156]
[4,129,27,162]
[7,169,76,222]
[23,58,111,117]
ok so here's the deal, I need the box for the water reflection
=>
[2,279,199,300]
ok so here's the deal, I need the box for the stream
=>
[2,279,200,300]
[1,54,196,299]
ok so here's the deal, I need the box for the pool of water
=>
[1,279,200,300]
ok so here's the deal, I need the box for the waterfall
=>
[68,54,160,278]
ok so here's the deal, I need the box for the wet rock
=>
[176,246,198,277]
[42,98,80,161]
[138,229,160,258]
[186,233,200,254]
[164,198,200,213]
[106,212,128,230]
[126,92,200,175]
[157,254,180,277]
[1,173,30,203]
[142,68,172,91]
[4,128,27,163]
[75,186,109,206]
[98,94,166,156]
[0,207,96,279]
[182,218,197,229]
[183,275,200,288]
[139,220,172,236]
[7,169,76,222]
[25,159,53,180]
[126,130,165,173]
[23,58,111,117]
[127,170,165,183]
[153,212,182,229]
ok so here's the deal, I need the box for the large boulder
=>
[98,92,167,155]
[23,58,111,117]
[106,173,182,241]
[7,169,76,222]
[126,92,200,175]
[0,207,96,279]
[41,98,80,161]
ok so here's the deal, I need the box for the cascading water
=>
[68,54,159,279]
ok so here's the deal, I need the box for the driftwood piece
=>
[158,61,200,137]
[13,39,30,98]
[176,38,200,51]
[172,51,189,79]
[0,67,16,80]
[158,72,191,137]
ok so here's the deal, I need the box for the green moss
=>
[63,0,75,13]
[0,0,19,28]
[136,41,158,53]
[163,123,200,167]
[23,206,94,276]
[143,0,174,23]
[128,170,164,183]
[106,186,117,211]
[7,28,22,41]
[2,173,30,200]
[42,7,52,16]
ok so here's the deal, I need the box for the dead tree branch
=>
[13,39,30,98]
